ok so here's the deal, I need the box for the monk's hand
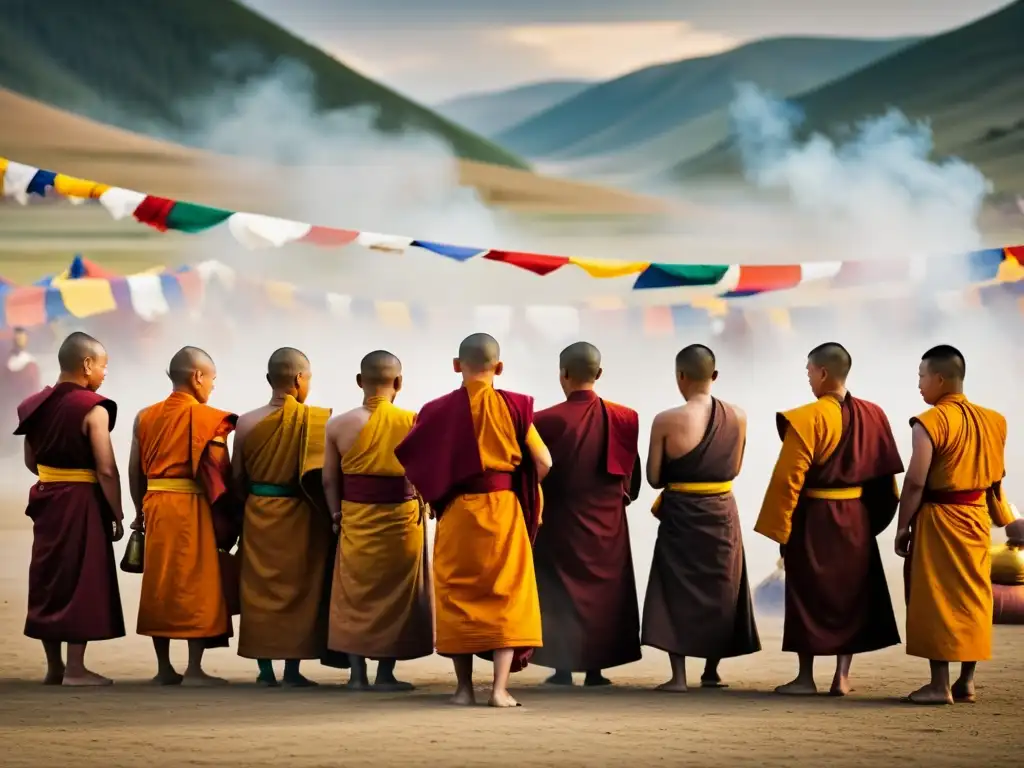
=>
[1005,518,1024,547]
[130,514,144,532]
[111,519,125,542]
[331,512,340,535]
[894,527,911,558]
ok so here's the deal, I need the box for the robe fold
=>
[905,393,1011,662]
[136,391,238,642]
[16,382,125,643]
[238,395,333,660]
[755,393,902,656]
[642,397,760,659]
[395,380,543,671]
[328,396,434,660]
[531,389,642,671]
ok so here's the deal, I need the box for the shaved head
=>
[360,350,402,386]
[168,346,215,386]
[560,341,601,383]
[57,331,105,372]
[922,345,966,381]
[458,333,500,372]
[675,344,716,381]
[807,342,852,381]
[267,347,310,388]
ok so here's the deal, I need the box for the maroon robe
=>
[642,398,760,659]
[395,384,539,672]
[16,382,125,643]
[531,390,642,672]
[782,394,903,655]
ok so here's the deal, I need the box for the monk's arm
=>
[322,421,342,524]
[645,413,665,488]
[626,454,642,504]
[526,424,552,482]
[753,426,812,545]
[22,438,37,475]
[231,418,251,501]
[128,413,146,528]
[896,423,932,534]
[85,405,124,524]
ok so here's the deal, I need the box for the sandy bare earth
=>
[1,520,1023,767]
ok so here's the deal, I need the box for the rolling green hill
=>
[670,1,1024,193]
[0,0,528,169]
[436,80,594,139]
[496,36,915,161]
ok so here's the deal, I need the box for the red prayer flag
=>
[733,265,802,293]
[133,196,177,232]
[484,250,570,276]
[301,227,359,247]
[5,287,47,327]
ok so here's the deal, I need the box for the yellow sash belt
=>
[804,486,862,500]
[147,478,202,494]
[37,465,97,483]
[652,481,733,514]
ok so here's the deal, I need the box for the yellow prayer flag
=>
[568,256,650,278]
[767,308,792,331]
[53,174,111,200]
[375,301,413,329]
[264,281,296,308]
[58,278,117,318]
[690,296,729,316]
[997,250,1024,283]
[0,157,7,196]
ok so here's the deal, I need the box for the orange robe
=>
[328,397,434,660]
[238,396,333,660]
[136,392,237,640]
[906,393,1013,661]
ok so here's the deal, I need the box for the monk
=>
[129,346,239,686]
[324,350,433,690]
[642,344,760,691]
[532,342,642,686]
[16,332,125,685]
[233,348,333,687]
[897,345,1024,704]
[394,333,552,708]
[755,342,903,696]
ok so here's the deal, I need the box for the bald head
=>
[560,341,601,383]
[922,345,965,381]
[360,350,402,387]
[168,346,215,387]
[267,347,310,389]
[675,344,716,381]
[57,331,105,373]
[458,333,500,373]
[807,342,852,381]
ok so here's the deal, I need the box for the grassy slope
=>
[0,0,527,169]
[496,37,914,160]
[671,1,1024,193]
[436,80,594,139]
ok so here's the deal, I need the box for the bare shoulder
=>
[653,404,691,429]
[326,406,364,433]
[718,399,746,423]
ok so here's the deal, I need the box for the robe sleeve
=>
[625,454,642,505]
[198,435,241,551]
[525,424,546,456]
[755,424,813,545]
[988,480,1017,527]
[862,474,901,535]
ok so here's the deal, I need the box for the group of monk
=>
[14,330,1023,708]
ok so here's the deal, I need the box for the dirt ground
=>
[1,518,1023,768]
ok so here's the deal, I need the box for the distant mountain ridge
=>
[0,0,528,169]
[436,80,594,138]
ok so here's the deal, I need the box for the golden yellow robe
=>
[328,397,434,659]
[907,393,1012,662]
[238,396,333,660]
[433,380,546,655]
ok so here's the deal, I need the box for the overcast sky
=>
[240,0,1011,102]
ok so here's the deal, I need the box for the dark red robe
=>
[782,394,903,655]
[16,382,126,643]
[531,390,642,672]
[395,384,539,672]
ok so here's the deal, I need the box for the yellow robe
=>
[238,396,333,659]
[434,380,546,655]
[328,397,434,659]
[907,393,1012,662]
[755,395,842,544]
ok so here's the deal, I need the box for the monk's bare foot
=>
[701,674,728,689]
[43,666,65,685]
[182,670,229,687]
[450,686,476,706]
[63,670,113,687]
[951,680,976,703]
[775,678,818,696]
[584,673,612,687]
[488,690,521,708]
[373,677,415,692]
[655,680,689,693]
[544,672,574,686]
[345,677,371,691]
[829,675,852,696]
[283,674,319,688]
[904,684,953,705]
[151,670,184,686]
[256,673,279,687]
